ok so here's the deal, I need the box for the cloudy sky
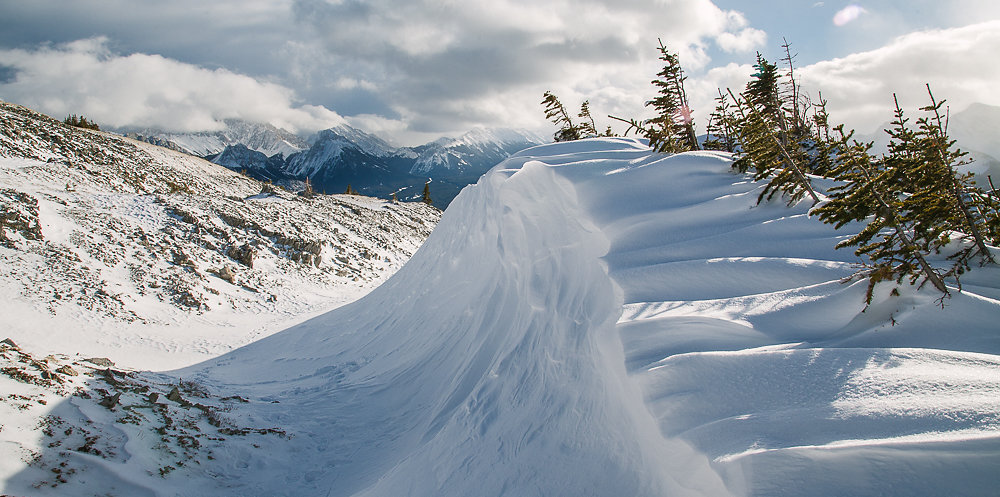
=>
[1,0,998,145]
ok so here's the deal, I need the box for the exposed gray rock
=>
[85,357,115,368]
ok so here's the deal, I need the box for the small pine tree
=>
[804,94,835,177]
[745,53,782,120]
[973,176,1000,245]
[301,177,315,198]
[814,88,998,304]
[421,182,432,205]
[577,100,599,138]
[727,86,819,205]
[813,124,949,304]
[725,49,819,205]
[907,86,995,265]
[610,40,699,153]
[779,38,809,137]
[541,91,584,142]
[703,90,736,152]
[63,113,99,130]
[645,39,699,152]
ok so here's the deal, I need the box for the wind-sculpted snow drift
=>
[7,138,999,496]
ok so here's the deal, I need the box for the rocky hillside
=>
[0,100,440,369]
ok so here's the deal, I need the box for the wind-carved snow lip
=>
[152,146,732,496]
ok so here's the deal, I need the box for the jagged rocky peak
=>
[108,114,548,208]
[410,127,546,176]
[115,119,310,158]
[308,124,401,158]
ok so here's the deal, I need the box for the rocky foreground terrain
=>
[0,100,441,368]
[0,100,446,493]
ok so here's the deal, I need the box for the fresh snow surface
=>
[3,138,999,496]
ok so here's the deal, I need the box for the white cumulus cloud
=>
[715,11,767,53]
[833,4,867,26]
[797,20,1000,133]
[0,37,345,133]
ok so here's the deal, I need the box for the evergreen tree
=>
[610,40,699,153]
[63,113,99,130]
[301,177,315,198]
[745,53,782,121]
[728,86,819,205]
[421,182,433,205]
[779,38,810,138]
[726,51,819,205]
[814,89,998,304]
[813,124,949,303]
[577,100,599,138]
[907,86,996,265]
[972,176,1000,245]
[644,40,697,152]
[804,95,835,176]
[541,91,584,142]
[703,90,736,152]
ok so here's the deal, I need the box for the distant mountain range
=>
[120,119,309,158]
[112,102,1000,206]
[119,121,547,207]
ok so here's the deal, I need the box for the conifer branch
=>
[921,85,995,263]
[727,88,820,205]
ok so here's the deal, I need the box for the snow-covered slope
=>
[3,137,997,496]
[0,100,440,370]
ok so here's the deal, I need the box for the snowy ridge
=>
[282,125,402,178]
[318,124,401,158]
[3,137,998,496]
[120,119,309,158]
[409,127,546,175]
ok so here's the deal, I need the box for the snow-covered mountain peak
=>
[311,124,400,158]
[409,127,546,176]
[118,119,309,158]
[450,127,547,147]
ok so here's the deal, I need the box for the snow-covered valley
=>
[1,104,998,496]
